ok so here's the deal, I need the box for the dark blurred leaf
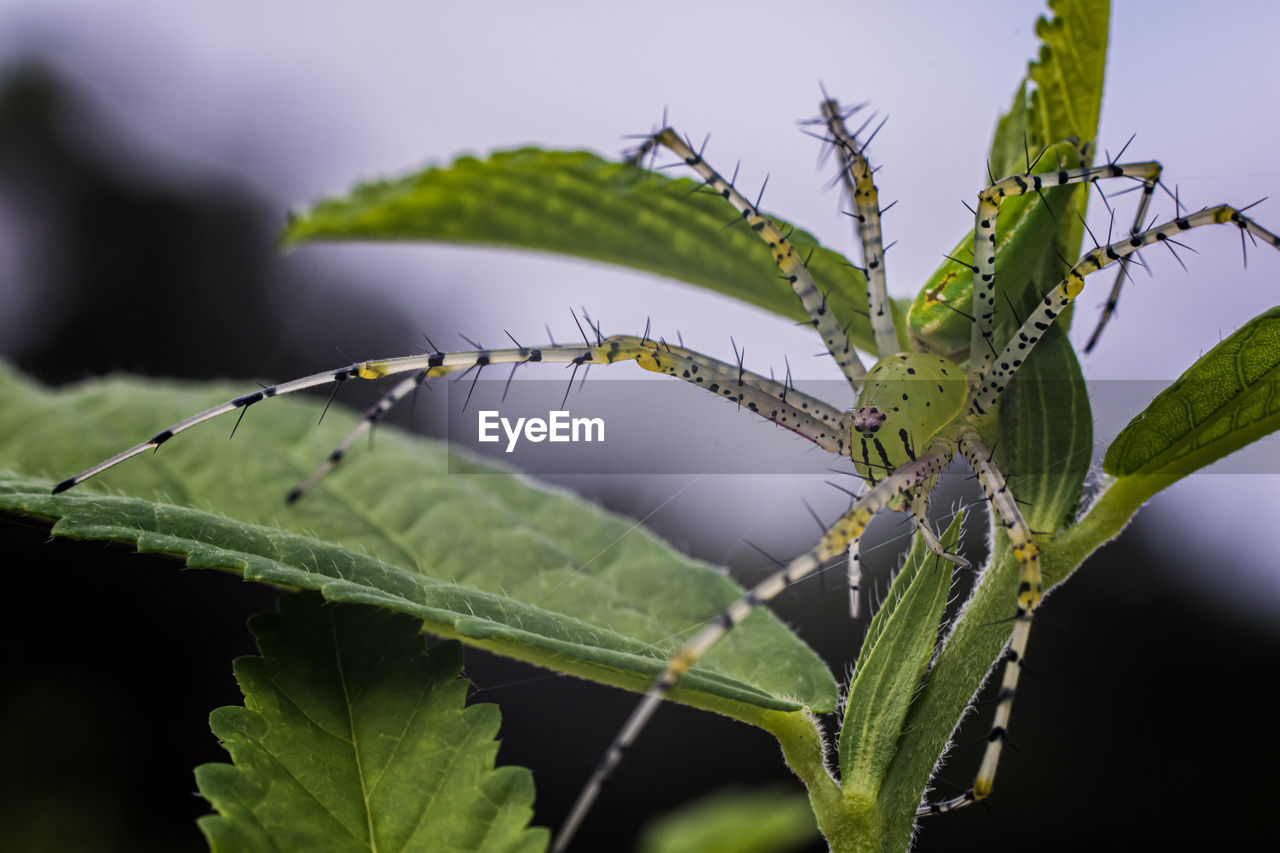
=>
[636,788,818,853]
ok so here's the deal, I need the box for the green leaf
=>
[1034,307,1280,667]
[909,0,1110,355]
[989,0,1110,334]
[0,363,836,722]
[987,79,1035,184]
[998,323,1094,533]
[281,148,877,354]
[636,788,818,853]
[1025,0,1110,161]
[1104,306,1280,482]
[839,513,960,801]
[196,596,546,853]
[989,0,1110,179]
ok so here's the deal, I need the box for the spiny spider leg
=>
[629,127,868,387]
[909,484,971,570]
[551,448,955,853]
[825,475,871,619]
[968,159,1164,378]
[847,534,865,619]
[919,426,1040,815]
[819,98,899,358]
[973,204,1280,414]
[845,477,968,621]
[291,334,850,498]
[1083,162,1163,352]
[287,369,427,503]
[54,335,848,493]
[929,196,1278,810]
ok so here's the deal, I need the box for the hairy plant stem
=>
[764,709,881,853]
[757,470,1156,853]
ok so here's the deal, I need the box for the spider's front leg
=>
[1083,155,1163,353]
[817,98,899,359]
[552,447,955,852]
[972,203,1280,415]
[629,127,867,388]
[967,158,1164,378]
[55,333,851,496]
[286,333,851,499]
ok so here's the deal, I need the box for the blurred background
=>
[1,1,1277,850]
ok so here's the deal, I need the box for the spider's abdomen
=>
[852,352,966,482]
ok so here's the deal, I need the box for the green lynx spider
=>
[54,98,1280,850]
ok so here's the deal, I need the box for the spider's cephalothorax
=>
[51,94,1280,853]
[851,352,966,489]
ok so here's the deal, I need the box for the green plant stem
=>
[1050,472,1172,572]
[764,710,880,853]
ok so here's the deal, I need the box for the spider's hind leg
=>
[919,426,1039,815]
[1083,154,1163,352]
[552,448,955,852]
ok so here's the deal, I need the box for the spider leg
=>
[972,204,1280,415]
[846,481,967,620]
[629,127,868,388]
[1083,165,1163,352]
[820,98,899,358]
[847,536,864,619]
[910,484,970,570]
[835,478,871,619]
[56,334,849,494]
[288,334,850,499]
[552,447,955,853]
[967,159,1164,378]
[919,426,1038,815]
[286,369,427,503]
